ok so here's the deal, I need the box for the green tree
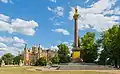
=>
[51,54,60,64]
[1,53,14,65]
[117,25,120,68]
[98,31,111,65]
[13,56,21,65]
[81,32,98,63]
[98,25,120,68]
[35,57,47,66]
[0,58,2,65]
[58,44,71,63]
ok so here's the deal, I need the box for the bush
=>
[51,54,60,64]
[58,54,71,63]
[35,57,47,66]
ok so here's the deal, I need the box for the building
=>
[23,44,56,65]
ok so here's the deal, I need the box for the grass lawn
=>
[0,66,112,74]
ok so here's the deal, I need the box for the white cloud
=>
[0,0,12,4]
[0,14,39,36]
[0,20,11,32]
[52,28,70,35]
[0,48,8,51]
[0,14,10,21]
[0,43,8,51]
[0,36,26,56]
[63,41,69,44]
[55,6,64,17]
[69,0,120,32]
[13,36,25,44]
[84,0,89,3]
[104,7,120,15]
[50,46,58,50]
[0,43,7,48]
[54,21,64,26]
[48,6,64,17]
[0,36,13,43]
[13,43,24,48]
[10,18,39,35]
[0,36,25,44]
[6,47,21,55]
[49,0,56,3]
[48,6,52,11]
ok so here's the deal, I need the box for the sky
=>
[0,0,120,56]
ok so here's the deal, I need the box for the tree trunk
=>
[118,57,120,68]
[119,60,120,68]
[114,59,118,68]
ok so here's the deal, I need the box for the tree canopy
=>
[1,53,14,65]
[81,32,98,63]
[98,25,120,68]
[58,44,71,63]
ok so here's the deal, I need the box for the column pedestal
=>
[72,48,82,63]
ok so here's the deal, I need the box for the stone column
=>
[74,8,79,48]
[72,8,81,63]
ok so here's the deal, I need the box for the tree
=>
[1,53,14,65]
[35,57,47,66]
[98,25,120,68]
[98,31,111,65]
[13,56,21,65]
[51,54,60,64]
[81,32,98,63]
[117,25,120,68]
[58,44,71,63]
[0,58,2,65]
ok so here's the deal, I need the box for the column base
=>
[72,48,83,63]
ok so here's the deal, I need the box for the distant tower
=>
[24,43,29,65]
[32,45,38,65]
[38,44,41,59]
[32,45,38,54]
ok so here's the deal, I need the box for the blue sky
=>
[0,0,120,56]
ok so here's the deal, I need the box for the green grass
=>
[0,66,111,74]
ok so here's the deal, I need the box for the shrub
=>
[51,54,60,64]
[35,57,47,66]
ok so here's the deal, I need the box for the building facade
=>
[23,44,56,65]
